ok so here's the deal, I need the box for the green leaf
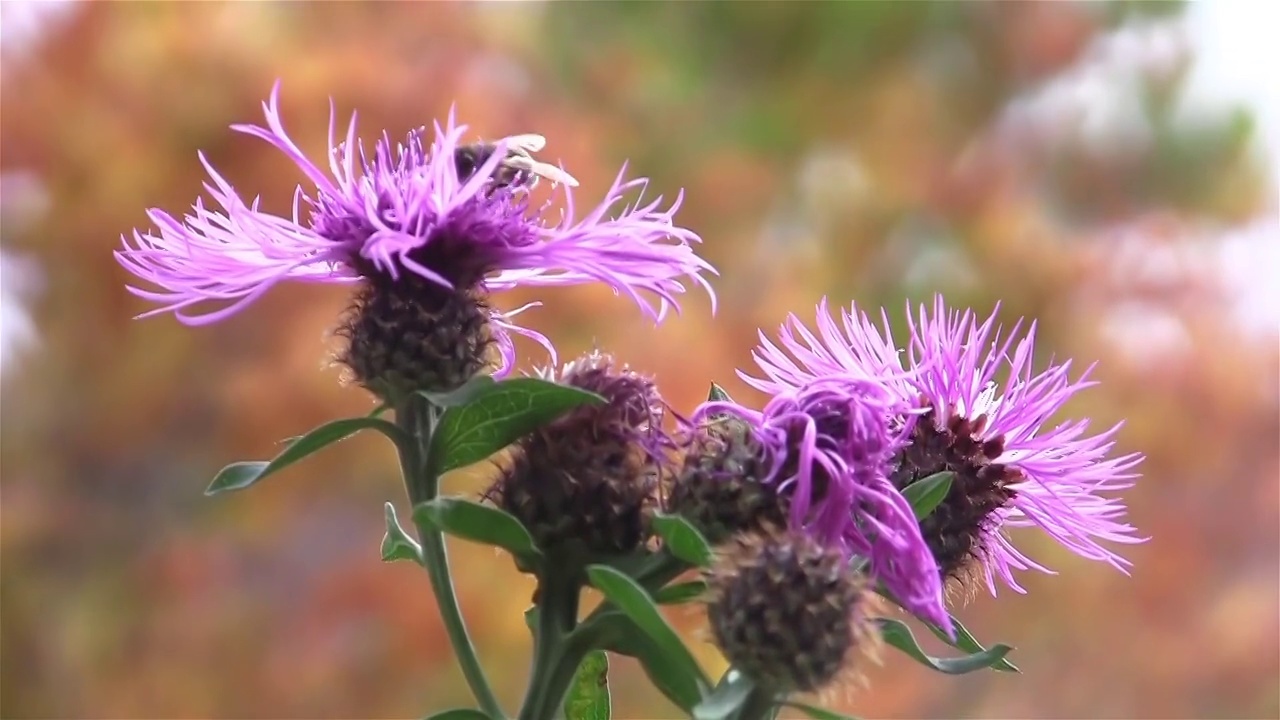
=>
[925,613,1021,673]
[419,375,497,408]
[205,416,403,496]
[380,502,424,565]
[653,580,707,605]
[413,498,542,568]
[429,377,604,474]
[902,471,954,520]
[873,585,1020,673]
[651,513,714,567]
[421,710,492,720]
[780,700,862,720]
[596,612,704,711]
[586,565,708,707]
[707,382,734,403]
[563,650,611,720]
[875,618,1013,674]
[693,668,754,720]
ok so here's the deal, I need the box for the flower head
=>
[117,82,716,384]
[485,352,674,558]
[666,415,789,545]
[743,296,1145,596]
[705,529,876,694]
[693,377,949,628]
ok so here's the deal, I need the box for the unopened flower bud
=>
[706,530,873,694]
[486,353,671,558]
[666,418,788,544]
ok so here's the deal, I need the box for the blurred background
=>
[1,2,1277,718]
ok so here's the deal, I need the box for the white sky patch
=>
[0,0,76,59]
[0,251,43,378]
[1182,1,1280,336]
[0,173,50,378]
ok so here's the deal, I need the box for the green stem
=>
[516,563,581,720]
[734,686,779,720]
[397,397,505,720]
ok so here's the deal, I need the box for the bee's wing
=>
[503,134,547,154]
[505,155,579,187]
[526,160,579,187]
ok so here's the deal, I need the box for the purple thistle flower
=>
[116,82,716,375]
[694,377,950,629]
[743,296,1145,597]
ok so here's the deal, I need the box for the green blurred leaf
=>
[902,471,954,520]
[414,498,541,567]
[421,710,491,720]
[418,375,497,408]
[653,580,707,605]
[380,502,423,565]
[707,382,734,403]
[874,585,1020,673]
[205,416,404,496]
[780,700,862,720]
[925,612,1021,673]
[651,513,713,567]
[563,650,611,720]
[875,618,1013,674]
[586,565,708,708]
[693,669,754,720]
[428,377,604,474]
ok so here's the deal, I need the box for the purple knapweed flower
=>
[116,82,715,391]
[693,376,950,629]
[743,295,1145,597]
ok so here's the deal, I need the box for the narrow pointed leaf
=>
[414,498,541,566]
[429,377,604,474]
[563,650,611,720]
[902,471,954,520]
[874,585,1019,673]
[707,382,734,403]
[651,513,713,567]
[586,565,708,705]
[926,613,1021,673]
[422,710,491,720]
[653,580,707,605]
[205,416,403,495]
[875,618,1013,674]
[693,669,755,720]
[380,502,423,565]
[781,701,862,720]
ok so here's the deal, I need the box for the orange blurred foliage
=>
[1,3,1276,719]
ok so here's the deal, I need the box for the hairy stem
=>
[397,396,505,720]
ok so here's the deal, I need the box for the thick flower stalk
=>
[744,296,1145,596]
[116,82,716,393]
[691,377,949,628]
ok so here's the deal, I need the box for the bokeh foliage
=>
[1,2,1276,718]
